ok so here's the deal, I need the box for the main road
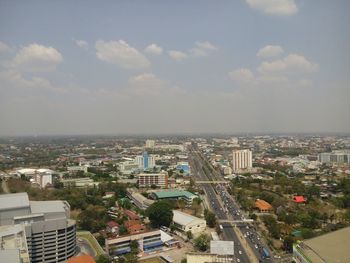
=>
[189,145,253,263]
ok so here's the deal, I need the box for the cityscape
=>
[1,1,350,263]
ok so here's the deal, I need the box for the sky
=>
[0,0,349,136]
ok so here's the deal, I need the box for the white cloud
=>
[257,45,284,58]
[0,41,10,53]
[12,44,63,71]
[96,40,150,69]
[145,43,163,55]
[228,68,255,84]
[168,50,187,61]
[128,73,164,96]
[190,41,218,57]
[246,0,298,15]
[258,54,319,74]
[75,40,88,49]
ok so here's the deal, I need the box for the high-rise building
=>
[0,193,76,263]
[145,139,155,149]
[135,151,155,170]
[232,149,252,172]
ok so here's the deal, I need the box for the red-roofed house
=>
[124,220,145,234]
[293,196,307,203]
[106,221,120,233]
[124,209,140,221]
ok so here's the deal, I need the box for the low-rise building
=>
[187,241,234,263]
[172,210,206,236]
[255,199,273,213]
[106,230,167,256]
[151,190,198,204]
[293,226,350,263]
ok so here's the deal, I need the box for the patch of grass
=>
[77,231,105,256]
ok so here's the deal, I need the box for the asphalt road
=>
[189,147,251,263]
[189,145,275,262]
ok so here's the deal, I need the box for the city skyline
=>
[0,0,349,136]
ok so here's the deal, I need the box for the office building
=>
[0,193,76,263]
[135,151,155,170]
[318,151,350,164]
[145,140,155,149]
[293,226,350,263]
[232,149,252,172]
[138,173,168,188]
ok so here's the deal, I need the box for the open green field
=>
[77,231,105,256]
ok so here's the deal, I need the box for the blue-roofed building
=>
[176,162,191,175]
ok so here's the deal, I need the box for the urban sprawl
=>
[0,135,350,263]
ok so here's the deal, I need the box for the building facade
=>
[318,151,350,164]
[172,210,206,236]
[135,152,156,170]
[0,193,76,263]
[138,173,168,188]
[232,149,252,172]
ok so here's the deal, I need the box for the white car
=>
[237,259,240,263]
[254,244,258,249]
[238,250,242,255]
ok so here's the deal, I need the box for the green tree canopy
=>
[146,201,174,228]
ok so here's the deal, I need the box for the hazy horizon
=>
[1,0,349,136]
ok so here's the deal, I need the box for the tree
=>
[146,201,174,228]
[130,240,139,253]
[181,259,187,263]
[96,255,111,263]
[204,210,217,228]
[194,233,211,251]
[186,230,193,240]
[118,225,128,236]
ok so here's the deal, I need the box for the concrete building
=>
[151,190,198,204]
[318,151,350,164]
[232,149,252,172]
[172,210,206,236]
[138,173,168,188]
[145,140,156,149]
[187,240,234,263]
[106,230,172,256]
[126,189,155,210]
[176,162,191,175]
[293,226,350,263]
[119,161,140,175]
[0,193,76,263]
[135,152,156,170]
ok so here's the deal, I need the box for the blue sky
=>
[0,0,349,135]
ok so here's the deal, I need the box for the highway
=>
[189,144,274,262]
[189,146,252,263]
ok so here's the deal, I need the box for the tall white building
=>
[232,149,252,172]
[145,139,155,148]
[135,152,155,170]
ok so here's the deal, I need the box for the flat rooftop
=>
[152,190,197,199]
[0,193,29,211]
[297,226,350,263]
[210,241,234,255]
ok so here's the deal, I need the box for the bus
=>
[262,247,270,259]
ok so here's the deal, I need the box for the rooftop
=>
[0,193,29,211]
[296,226,350,263]
[67,255,96,263]
[173,210,204,226]
[152,190,197,200]
[255,199,273,211]
[210,241,234,255]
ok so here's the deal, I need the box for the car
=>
[254,244,258,249]
[237,259,240,263]
[238,250,242,255]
